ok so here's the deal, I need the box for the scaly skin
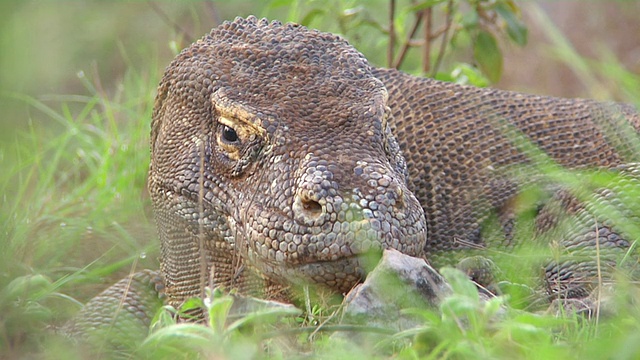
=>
[69,16,640,347]
[374,68,640,298]
[149,17,427,306]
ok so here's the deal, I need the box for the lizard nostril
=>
[293,191,326,224]
[301,199,323,217]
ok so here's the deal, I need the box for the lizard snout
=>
[293,189,326,224]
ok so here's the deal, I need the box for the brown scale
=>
[150,17,640,309]
[150,17,429,309]
[374,67,640,297]
[69,17,640,345]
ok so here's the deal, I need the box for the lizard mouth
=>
[253,252,382,294]
[239,200,427,293]
[163,183,426,293]
[242,200,426,265]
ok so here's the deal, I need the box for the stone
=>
[340,249,452,331]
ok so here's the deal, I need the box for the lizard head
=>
[150,16,427,297]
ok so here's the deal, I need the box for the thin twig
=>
[429,26,450,41]
[308,305,340,341]
[392,12,423,69]
[430,0,454,77]
[304,285,314,326]
[422,7,432,73]
[388,0,396,68]
[594,218,601,333]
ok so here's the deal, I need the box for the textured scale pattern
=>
[148,17,640,307]
[374,68,640,297]
[69,16,640,343]
[149,17,428,306]
[62,270,164,350]
[375,69,639,240]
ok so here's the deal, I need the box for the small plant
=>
[140,287,301,358]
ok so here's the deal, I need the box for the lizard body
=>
[68,16,640,346]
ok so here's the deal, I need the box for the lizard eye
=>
[215,115,264,164]
[221,125,239,144]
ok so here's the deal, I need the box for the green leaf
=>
[208,295,234,334]
[150,305,178,333]
[449,63,490,87]
[440,295,478,318]
[440,267,479,300]
[3,274,52,302]
[460,10,479,29]
[495,2,528,46]
[180,297,204,314]
[408,0,447,12]
[137,324,219,359]
[483,296,507,317]
[473,30,503,83]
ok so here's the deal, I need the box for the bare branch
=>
[422,7,433,73]
[392,11,423,69]
[431,0,454,77]
[388,0,396,68]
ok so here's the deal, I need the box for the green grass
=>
[2,1,640,359]
[0,60,160,357]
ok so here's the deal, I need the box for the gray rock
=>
[340,249,452,331]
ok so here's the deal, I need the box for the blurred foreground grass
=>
[1,1,640,358]
[1,54,160,358]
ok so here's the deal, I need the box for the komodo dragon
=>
[65,16,640,347]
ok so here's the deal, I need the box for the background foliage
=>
[1,0,639,358]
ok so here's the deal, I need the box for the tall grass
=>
[0,60,160,357]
